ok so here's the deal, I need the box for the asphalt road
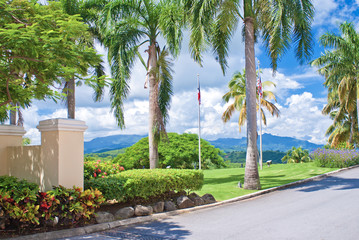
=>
[63,167,359,240]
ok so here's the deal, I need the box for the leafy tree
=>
[85,0,184,169]
[281,147,311,163]
[222,69,280,132]
[113,133,226,170]
[185,0,314,189]
[0,0,102,121]
[311,22,359,147]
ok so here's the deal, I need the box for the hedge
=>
[84,169,204,201]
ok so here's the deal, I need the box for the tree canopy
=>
[113,133,227,170]
[0,0,102,120]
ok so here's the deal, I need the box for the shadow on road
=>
[289,176,359,192]
[104,220,191,240]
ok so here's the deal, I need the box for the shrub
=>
[84,159,125,180]
[0,176,105,229]
[310,148,359,168]
[282,147,311,163]
[84,169,204,201]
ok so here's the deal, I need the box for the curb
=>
[9,165,359,240]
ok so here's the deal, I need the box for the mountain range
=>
[84,133,323,154]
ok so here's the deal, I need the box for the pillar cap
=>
[37,118,88,132]
[0,125,26,136]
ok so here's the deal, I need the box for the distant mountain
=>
[84,133,323,154]
[84,134,146,153]
[209,133,323,152]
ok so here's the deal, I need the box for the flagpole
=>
[257,60,263,170]
[197,74,202,170]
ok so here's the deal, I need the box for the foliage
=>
[84,159,125,180]
[113,133,226,169]
[281,147,311,163]
[311,22,359,147]
[222,69,280,132]
[85,169,203,201]
[85,149,125,159]
[310,148,359,168]
[0,176,104,228]
[0,0,102,120]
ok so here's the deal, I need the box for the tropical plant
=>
[185,0,314,189]
[281,147,311,163]
[0,0,102,122]
[311,22,359,147]
[222,69,279,132]
[85,0,184,168]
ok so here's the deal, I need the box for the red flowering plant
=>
[84,160,125,180]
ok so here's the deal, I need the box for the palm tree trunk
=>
[67,77,75,119]
[243,16,261,190]
[148,43,159,169]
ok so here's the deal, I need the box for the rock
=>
[176,196,195,209]
[152,201,164,213]
[95,211,115,223]
[134,205,153,216]
[188,193,205,206]
[115,207,134,219]
[0,206,5,230]
[164,201,177,211]
[202,193,216,204]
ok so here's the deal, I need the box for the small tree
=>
[281,147,311,163]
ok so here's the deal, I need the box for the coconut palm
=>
[222,69,280,131]
[312,22,359,146]
[85,0,183,168]
[281,146,311,163]
[185,0,314,189]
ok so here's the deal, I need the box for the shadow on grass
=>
[204,174,244,185]
[100,220,191,240]
[288,176,359,192]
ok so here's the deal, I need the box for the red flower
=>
[119,166,125,171]
[98,169,102,173]
[94,173,97,177]
[104,172,107,175]
[101,176,105,178]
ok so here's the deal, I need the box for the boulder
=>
[0,206,5,230]
[95,212,115,224]
[134,205,153,216]
[115,207,135,219]
[176,196,195,209]
[188,193,205,206]
[164,201,177,211]
[152,201,165,213]
[202,193,216,204]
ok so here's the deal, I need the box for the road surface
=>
[63,167,359,240]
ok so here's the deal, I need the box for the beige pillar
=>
[0,125,26,175]
[37,119,87,191]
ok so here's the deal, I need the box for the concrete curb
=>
[9,165,359,240]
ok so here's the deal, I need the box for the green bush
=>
[85,169,204,201]
[84,159,125,180]
[113,133,226,169]
[282,147,311,163]
[0,176,105,229]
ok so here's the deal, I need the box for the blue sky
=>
[19,0,359,145]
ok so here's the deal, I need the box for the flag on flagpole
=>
[198,82,201,105]
[257,77,263,98]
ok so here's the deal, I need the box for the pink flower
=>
[94,173,97,177]
[101,176,105,178]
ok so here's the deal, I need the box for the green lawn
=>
[196,163,339,201]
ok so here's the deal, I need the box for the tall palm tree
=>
[85,0,183,168]
[311,22,359,146]
[222,69,280,131]
[186,0,314,189]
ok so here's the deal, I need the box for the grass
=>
[195,162,339,201]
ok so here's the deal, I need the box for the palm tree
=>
[311,22,359,146]
[281,147,311,163]
[186,0,314,189]
[222,69,280,132]
[85,0,183,168]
